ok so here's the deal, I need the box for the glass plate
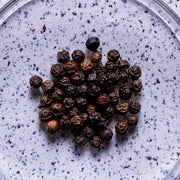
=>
[0,0,179,179]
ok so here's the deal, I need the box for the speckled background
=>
[0,0,180,179]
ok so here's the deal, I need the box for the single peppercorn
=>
[68,107,80,119]
[96,61,104,71]
[71,50,85,62]
[86,37,100,51]
[86,105,97,113]
[57,50,70,63]
[87,74,97,85]
[65,84,77,97]
[109,92,119,104]
[77,84,88,97]
[52,88,65,101]
[107,72,119,85]
[71,115,84,129]
[127,115,138,126]
[89,85,101,97]
[91,51,102,62]
[119,71,129,82]
[71,71,85,85]
[128,65,142,79]
[105,61,118,72]
[47,120,59,134]
[64,61,78,74]
[97,93,110,107]
[76,97,87,109]
[107,49,120,62]
[75,135,87,147]
[80,113,88,122]
[88,111,102,124]
[29,75,43,88]
[39,94,53,107]
[97,72,108,87]
[41,80,55,93]
[63,98,75,109]
[97,117,109,128]
[84,126,94,138]
[50,103,65,117]
[129,101,141,114]
[50,64,65,78]
[103,105,114,117]
[90,136,102,148]
[119,85,132,100]
[59,115,71,130]
[39,109,52,121]
[100,129,113,141]
[118,60,130,71]
[115,121,129,135]
[59,77,70,88]
[130,79,143,92]
[115,102,129,114]
[81,60,94,72]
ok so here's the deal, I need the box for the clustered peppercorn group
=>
[29,37,142,148]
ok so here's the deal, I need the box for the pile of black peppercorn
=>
[29,37,142,148]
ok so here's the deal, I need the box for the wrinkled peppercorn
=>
[107,49,120,62]
[127,115,138,126]
[75,135,87,147]
[29,75,43,88]
[105,61,118,72]
[97,117,109,128]
[86,37,100,51]
[91,51,102,62]
[109,92,119,104]
[97,72,108,87]
[129,101,141,114]
[80,113,88,122]
[89,85,101,97]
[107,72,119,85]
[57,50,70,63]
[97,93,110,107]
[118,60,130,71]
[100,129,113,141]
[71,115,84,129]
[59,115,71,130]
[81,60,94,72]
[52,88,65,101]
[87,74,97,85]
[84,126,94,138]
[119,85,132,100]
[115,102,129,114]
[86,105,97,113]
[128,65,142,79]
[68,107,79,119]
[71,71,85,85]
[63,98,75,109]
[77,84,88,97]
[115,121,129,135]
[50,64,65,78]
[119,71,129,82]
[88,111,102,124]
[90,136,102,148]
[130,79,143,92]
[41,80,55,93]
[64,61,78,74]
[76,97,87,109]
[47,120,59,134]
[39,109,52,121]
[71,50,85,62]
[96,61,104,70]
[39,94,53,107]
[104,105,114,117]
[59,77,70,88]
[65,84,77,97]
[50,103,65,117]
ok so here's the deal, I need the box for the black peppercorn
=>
[97,72,108,87]
[129,101,141,114]
[107,72,119,85]
[119,71,129,82]
[39,109,52,121]
[86,37,100,51]
[100,129,113,141]
[86,105,97,113]
[89,85,101,97]
[107,49,120,62]
[71,71,85,85]
[52,88,65,101]
[59,115,71,130]
[76,97,87,109]
[29,75,43,88]
[97,117,109,128]
[80,113,88,122]
[103,105,114,117]
[47,120,59,134]
[91,51,102,62]
[71,50,85,62]
[90,136,102,148]
[71,115,84,129]
[64,61,78,74]
[50,64,65,78]
[127,115,138,126]
[130,79,143,92]
[97,93,110,107]
[41,80,55,93]
[105,61,118,72]
[75,135,87,147]
[77,84,88,97]
[39,94,53,107]
[65,84,77,97]
[87,74,97,85]
[63,98,75,109]
[50,103,65,117]
[84,126,94,138]
[81,60,94,72]
[57,50,70,63]
[128,65,142,79]
[109,92,119,104]
[119,85,132,100]
[68,107,80,119]
[88,111,102,124]
[118,60,130,71]
[115,102,129,114]
[115,121,129,135]
[59,77,70,88]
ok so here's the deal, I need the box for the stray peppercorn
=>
[100,129,113,141]
[86,37,100,51]
[29,75,43,88]
[115,121,129,135]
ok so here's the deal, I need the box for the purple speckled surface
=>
[0,0,180,179]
